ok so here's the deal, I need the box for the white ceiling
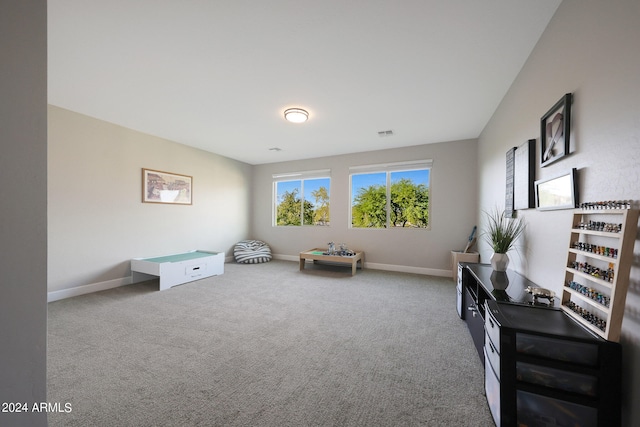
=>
[48,0,561,165]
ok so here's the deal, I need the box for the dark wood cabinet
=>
[459,263,557,364]
[458,263,621,427]
[485,300,621,427]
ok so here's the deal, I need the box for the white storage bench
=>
[131,250,224,291]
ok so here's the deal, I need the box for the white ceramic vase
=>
[490,252,509,272]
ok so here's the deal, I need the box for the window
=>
[350,161,431,229]
[273,170,330,226]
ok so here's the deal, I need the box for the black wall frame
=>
[514,139,536,210]
[540,93,572,167]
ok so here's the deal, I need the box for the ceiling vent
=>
[378,130,394,137]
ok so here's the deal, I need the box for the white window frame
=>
[349,160,432,230]
[272,169,331,227]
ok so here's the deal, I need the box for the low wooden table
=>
[299,248,364,276]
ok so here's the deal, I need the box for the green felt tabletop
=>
[144,251,217,263]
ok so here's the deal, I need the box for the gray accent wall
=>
[0,1,48,425]
[251,140,478,274]
[478,1,640,424]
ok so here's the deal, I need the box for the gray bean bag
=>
[234,240,272,264]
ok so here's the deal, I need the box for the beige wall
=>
[48,106,253,295]
[252,139,478,274]
[478,0,640,424]
[0,0,48,425]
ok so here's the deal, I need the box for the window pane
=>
[276,180,301,225]
[351,172,387,228]
[303,178,330,226]
[390,169,430,228]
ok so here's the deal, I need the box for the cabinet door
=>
[456,285,464,320]
[464,286,485,364]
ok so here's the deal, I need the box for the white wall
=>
[478,1,640,424]
[48,106,253,297]
[252,139,478,274]
[0,1,48,425]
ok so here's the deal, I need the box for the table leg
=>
[300,257,305,271]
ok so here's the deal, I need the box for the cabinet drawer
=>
[485,310,501,354]
[516,333,598,366]
[517,390,597,427]
[185,262,207,276]
[484,349,501,427]
[517,361,598,397]
[485,333,500,381]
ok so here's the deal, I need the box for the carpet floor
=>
[47,260,493,426]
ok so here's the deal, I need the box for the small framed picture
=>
[535,168,578,211]
[540,93,572,167]
[142,168,192,205]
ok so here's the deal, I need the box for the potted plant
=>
[483,208,526,272]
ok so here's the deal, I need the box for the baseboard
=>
[49,257,236,302]
[49,257,451,302]
[364,262,450,277]
[48,276,134,302]
[273,253,450,277]
[273,254,302,262]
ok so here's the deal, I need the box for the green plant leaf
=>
[482,208,526,254]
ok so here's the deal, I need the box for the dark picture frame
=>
[535,168,578,211]
[540,93,572,167]
[514,139,536,210]
[505,147,516,218]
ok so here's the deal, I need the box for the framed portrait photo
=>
[540,93,572,167]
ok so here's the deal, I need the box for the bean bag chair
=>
[234,240,272,264]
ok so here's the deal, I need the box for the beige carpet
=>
[47,260,492,426]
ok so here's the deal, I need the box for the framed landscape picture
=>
[142,168,192,205]
[535,168,578,211]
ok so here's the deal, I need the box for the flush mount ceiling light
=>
[284,108,309,123]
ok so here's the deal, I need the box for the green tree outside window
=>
[351,169,429,228]
[275,178,330,226]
